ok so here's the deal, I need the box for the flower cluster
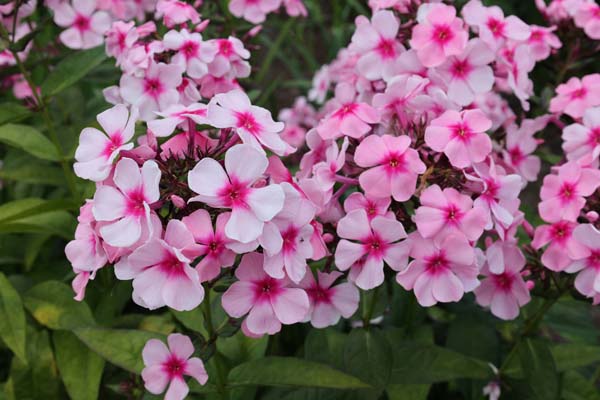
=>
[53,0,600,398]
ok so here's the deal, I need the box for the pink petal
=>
[167,333,194,360]
[271,287,309,324]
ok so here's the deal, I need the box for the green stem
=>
[256,18,295,83]
[201,289,228,400]
[362,287,380,329]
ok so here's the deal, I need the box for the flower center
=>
[125,189,146,217]
[144,78,164,98]
[376,38,396,59]
[560,183,576,201]
[235,111,261,135]
[486,17,505,37]
[74,14,90,32]
[433,25,453,44]
[164,356,185,379]
[181,40,199,59]
[493,273,514,290]
[451,59,472,78]
[571,87,587,99]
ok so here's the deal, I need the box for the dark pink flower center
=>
[376,38,397,59]
[451,123,473,142]
[101,131,124,158]
[163,356,186,379]
[444,204,464,224]
[530,29,543,42]
[384,153,406,175]
[451,59,472,79]
[235,111,262,135]
[181,40,199,59]
[508,146,525,165]
[334,103,358,118]
[425,253,450,273]
[125,188,146,217]
[493,272,515,291]
[486,17,505,37]
[74,14,90,32]
[307,286,332,304]
[218,39,233,56]
[432,25,454,44]
[587,251,600,269]
[588,128,600,146]
[218,179,249,208]
[550,221,572,243]
[559,182,576,202]
[254,277,282,301]
[159,252,186,275]
[282,226,299,254]
[144,78,164,98]
[570,87,587,99]
[481,179,499,201]
[363,234,387,257]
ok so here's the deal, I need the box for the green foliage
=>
[0,124,59,161]
[0,273,27,363]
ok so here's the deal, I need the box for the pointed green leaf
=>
[0,103,30,125]
[0,124,59,161]
[518,339,559,400]
[344,329,393,389]
[0,273,26,363]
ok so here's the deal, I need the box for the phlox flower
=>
[65,202,107,276]
[335,210,409,290]
[115,219,205,311]
[396,233,480,306]
[568,224,600,300]
[221,252,310,336]
[502,116,547,182]
[120,61,183,121]
[299,271,359,328]
[313,138,349,191]
[574,1,600,40]
[435,39,495,106]
[52,0,111,49]
[262,184,316,283]
[316,83,380,140]
[92,158,160,248]
[414,184,488,241]
[496,43,536,111]
[461,0,531,49]
[354,134,426,202]
[527,25,561,61]
[105,21,138,62]
[350,10,403,80]
[549,74,600,119]
[562,107,600,163]
[147,103,208,137]
[208,89,289,155]
[188,144,285,244]
[372,75,429,126]
[410,3,469,68]
[308,66,331,104]
[532,220,589,271]
[229,0,280,24]
[74,104,137,182]
[181,210,236,282]
[208,37,251,79]
[425,109,493,169]
[283,0,307,17]
[155,0,200,27]
[343,192,392,221]
[538,162,600,223]
[163,29,218,79]
[142,334,208,400]
[475,242,530,320]
[299,129,329,178]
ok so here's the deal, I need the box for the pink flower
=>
[182,210,236,282]
[414,184,488,241]
[74,104,137,182]
[569,224,600,300]
[92,158,161,248]
[410,3,469,68]
[532,220,589,271]
[283,0,307,17]
[335,210,409,290]
[475,243,530,320]
[436,39,495,106]
[372,75,429,126]
[105,21,138,62]
[65,202,107,276]
[425,109,492,168]
[52,0,111,49]
[396,233,479,306]
[148,103,208,138]
[350,10,403,80]
[343,192,391,221]
[207,89,288,155]
[115,219,204,311]
[141,334,208,400]
[221,252,310,336]
[155,0,200,27]
[163,29,217,79]
[527,25,561,61]
[229,0,280,24]
[262,184,316,283]
[313,138,349,191]
[549,74,600,119]
[562,107,600,163]
[208,37,251,79]
[299,271,359,328]
[188,144,285,243]
[538,162,600,223]
[120,62,183,121]
[316,83,380,140]
[355,134,426,201]
[574,2,600,40]
[502,116,547,182]
[308,66,330,104]
[462,0,531,49]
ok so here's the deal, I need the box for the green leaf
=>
[0,198,76,224]
[41,46,107,97]
[74,328,165,373]
[23,281,95,330]
[53,330,105,400]
[389,343,492,384]
[171,309,207,335]
[386,384,430,400]
[551,344,600,371]
[217,330,268,365]
[561,371,600,400]
[228,357,372,389]
[0,273,27,363]
[343,329,393,389]
[0,103,30,125]
[0,124,60,161]
[517,339,559,400]
[0,163,64,186]
[0,211,77,238]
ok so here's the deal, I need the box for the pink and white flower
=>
[74,104,137,182]
[569,224,600,300]
[425,109,492,168]
[335,210,409,290]
[299,271,359,328]
[188,144,285,243]
[532,220,589,271]
[141,334,208,400]
[92,158,160,248]
[163,29,218,79]
[562,106,600,163]
[221,252,309,336]
[354,134,426,201]
[228,0,280,24]
[549,74,600,119]
[147,103,208,138]
[52,0,111,49]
